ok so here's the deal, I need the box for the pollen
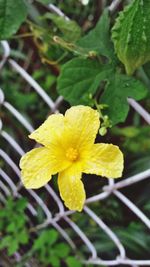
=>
[66,147,78,161]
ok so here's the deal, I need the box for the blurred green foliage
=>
[0,198,83,266]
[32,229,83,267]
[0,0,150,265]
[0,197,29,256]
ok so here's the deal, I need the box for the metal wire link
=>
[0,38,150,267]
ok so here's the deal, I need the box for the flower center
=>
[66,147,78,162]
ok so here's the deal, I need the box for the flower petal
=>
[29,114,65,148]
[20,147,70,189]
[83,143,124,178]
[65,106,100,149]
[58,168,86,211]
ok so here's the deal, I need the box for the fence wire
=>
[0,33,150,267]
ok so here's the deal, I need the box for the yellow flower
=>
[20,106,124,211]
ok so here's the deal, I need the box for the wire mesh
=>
[0,34,150,267]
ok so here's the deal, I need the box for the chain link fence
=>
[0,6,150,265]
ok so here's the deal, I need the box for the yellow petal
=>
[58,168,86,211]
[20,147,70,189]
[64,106,100,150]
[83,143,124,178]
[29,114,65,148]
[29,106,100,168]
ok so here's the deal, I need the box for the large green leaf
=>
[58,57,147,125]
[0,0,27,40]
[112,0,150,75]
[57,57,113,105]
[78,9,114,59]
[100,74,148,125]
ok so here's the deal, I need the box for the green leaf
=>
[55,243,70,258]
[112,126,150,153]
[18,229,29,244]
[111,126,140,138]
[33,229,58,250]
[50,255,60,267]
[36,0,52,3]
[100,73,147,125]
[0,235,19,255]
[8,239,19,256]
[127,156,150,176]
[45,13,81,42]
[66,256,82,267]
[15,197,27,210]
[0,0,28,40]
[0,236,12,250]
[116,222,150,254]
[57,57,113,105]
[112,0,150,75]
[78,9,114,59]
[6,222,16,232]
[143,62,150,80]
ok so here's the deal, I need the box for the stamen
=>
[66,147,78,161]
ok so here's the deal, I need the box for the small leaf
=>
[50,255,60,267]
[55,243,70,258]
[78,9,114,59]
[6,222,16,233]
[112,0,150,75]
[0,0,28,40]
[8,239,19,256]
[33,229,58,250]
[18,229,29,244]
[66,256,82,267]
[57,57,113,105]
[100,74,147,125]
[112,126,150,153]
[0,210,7,218]
[0,236,12,249]
[15,197,27,210]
